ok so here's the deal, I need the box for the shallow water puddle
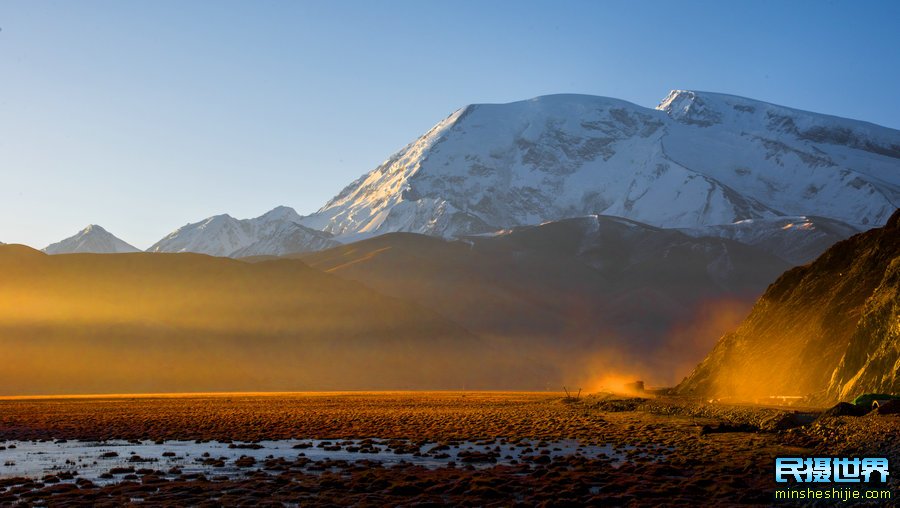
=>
[0,438,666,484]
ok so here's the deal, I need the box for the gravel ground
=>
[0,392,896,506]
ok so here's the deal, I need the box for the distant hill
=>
[43,225,140,254]
[677,209,900,403]
[0,245,544,395]
[294,215,792,385]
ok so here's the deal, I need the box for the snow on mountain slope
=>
[149,206,338,257]
[659,90,900,228]
[230,219,339,257]
[678,216,861,265]
[149,214,254,257]
[301,91,900,240]
[43,225,141,254]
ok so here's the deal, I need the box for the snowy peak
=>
[656,90,900,227]
[301,90,900,242]
[150,214,252,257]
[658,89,900,159]
[258,205,303,223]
[302,94,685,237]
[657,90,723,127]
[43,225,141,255]
[149,206,339,257]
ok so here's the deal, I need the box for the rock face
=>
[301,91,900,242]
[43,225,141,254]
[828,210,900,400]
[149,206,339,257]
[677,210,900,403]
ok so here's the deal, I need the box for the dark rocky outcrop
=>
[677,210,900,403]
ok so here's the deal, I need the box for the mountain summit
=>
[149,206,338,257]
[43,225,141,254]
[300,91,899,241]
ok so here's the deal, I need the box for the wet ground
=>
[0,437,664,482]
[0,392,896,506]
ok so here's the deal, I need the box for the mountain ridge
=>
[0,244,541,394]
[35,90,900,262]
[297,90,899,245]
[294,214,793,385]
[148,206,339,257]
[43,224,141,255]
[658,89,900,138]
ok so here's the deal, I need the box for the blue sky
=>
[2,0,899,249]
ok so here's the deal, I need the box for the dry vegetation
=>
[1,392,616,442]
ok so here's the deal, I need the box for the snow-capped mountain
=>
[149,206,338,257]
[300,91,900,240]
[43,225,141,254]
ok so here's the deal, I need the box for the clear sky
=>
[2,0,899,249]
